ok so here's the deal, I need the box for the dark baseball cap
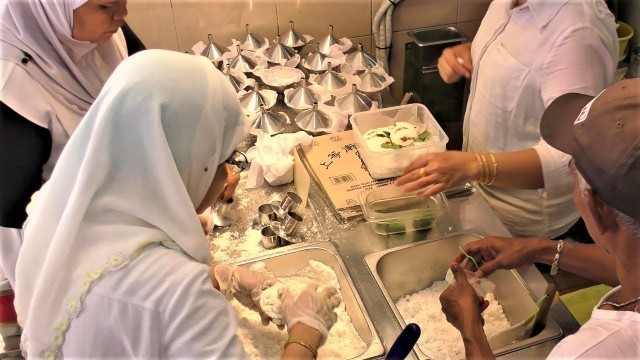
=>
[540,79,640,219]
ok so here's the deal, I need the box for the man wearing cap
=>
[439,79,640,359]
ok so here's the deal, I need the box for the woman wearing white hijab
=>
[0,0,141,287]
[14,49,340,359]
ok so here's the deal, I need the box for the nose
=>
[113,1,128,21]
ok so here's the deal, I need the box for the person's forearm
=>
[534,239,619,286]
[461,322,494,360]
[282,323,322,360]
[489,149,544,189]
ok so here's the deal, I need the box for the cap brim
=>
[540,93,594,156]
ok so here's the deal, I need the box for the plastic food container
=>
[350,103,448,179]
[358,186,446,235]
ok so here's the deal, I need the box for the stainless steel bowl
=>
[364,233,563,359]
[232,242,385,359]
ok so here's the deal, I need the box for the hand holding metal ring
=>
[418,167,427,178]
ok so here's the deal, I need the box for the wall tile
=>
[457,0,491,23]
[172,0,279,53]
[456,20,482,40]
[125,0,179,51]
[277,0,371,40]
[372,0,457,34]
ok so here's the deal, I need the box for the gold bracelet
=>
[285,338,318,358]
[479,153,490,184]
[486,153,498,185]
[474,153,485,183]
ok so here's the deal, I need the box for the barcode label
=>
[330,174,356,185]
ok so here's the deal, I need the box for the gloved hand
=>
[280,283,341,342]
[213,264,276,325]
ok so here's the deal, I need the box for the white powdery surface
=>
[396,281,510,360]
[209,186,327,263]
[232,260,367,359]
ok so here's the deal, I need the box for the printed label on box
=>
[300,130,395,211]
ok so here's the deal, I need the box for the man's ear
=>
[582,189,618,235]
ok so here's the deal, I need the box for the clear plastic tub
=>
[358,186,446,235]
[350,103,448,179]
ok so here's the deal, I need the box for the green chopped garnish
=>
[381,142,402,149]
[415,130,431,142]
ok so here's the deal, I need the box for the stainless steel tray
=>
[232,241,385,359]
[364,233,563,359]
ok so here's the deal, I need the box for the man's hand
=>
[437,43,473,84]
[440,264,495,359]
[453,236,542,278]
[440,264,488,332]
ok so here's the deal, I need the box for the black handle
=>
[386,323,421,360]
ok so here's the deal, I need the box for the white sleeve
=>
[540,24,616,107]
[163,265,248,359]
[533,139,572,189]
[536,24,615,187]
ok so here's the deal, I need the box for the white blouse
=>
[62,245,248,358]
[464,0,618,238]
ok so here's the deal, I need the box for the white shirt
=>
[464,0,618,238]
[548,286,640,359]
[63,245,248,359]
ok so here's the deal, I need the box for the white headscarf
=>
[14,49,249,358]
[0,0,128,176]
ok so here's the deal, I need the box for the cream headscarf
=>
[14,49,249,358]
[0,0,128,177]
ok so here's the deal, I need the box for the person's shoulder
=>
[551,0,615,29]
[548,315,640,359]
[91,245,212,311]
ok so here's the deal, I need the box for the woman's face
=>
[196,163,229,213]
[72,0,128,44]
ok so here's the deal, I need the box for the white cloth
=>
[548,286,640,359]
[14,49,249,358]
[63,245,248,359]
[464,0,617,238]
[0,0,128,179]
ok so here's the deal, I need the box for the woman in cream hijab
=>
[14,50,340,359]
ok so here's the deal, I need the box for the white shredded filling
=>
[396,280,511,360]
[232,260,367,359]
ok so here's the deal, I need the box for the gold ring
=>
[419,167,426,177]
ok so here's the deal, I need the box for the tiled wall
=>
[125,0,491,100]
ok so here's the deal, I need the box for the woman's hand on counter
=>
[396,151,480,198]
[452,236,545,278]
[438,43,473,84]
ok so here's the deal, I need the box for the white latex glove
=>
[280,283,341,342]
[214,264,276,325]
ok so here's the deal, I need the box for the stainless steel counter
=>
[238,92,580,359]
[302,176,581,359]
